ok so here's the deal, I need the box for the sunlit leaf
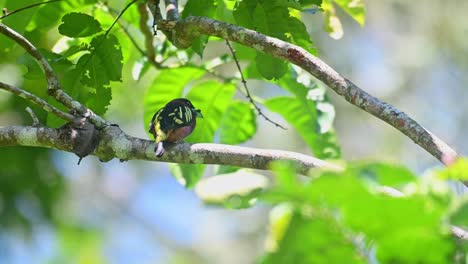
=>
[58,12,102,38]
[265,96,340,159]
[349,162,416,187]
[438,157,468,181]
[450,201,468,228]
[182,0,217,56]
[261,212,365,264]
[220,101,257,144]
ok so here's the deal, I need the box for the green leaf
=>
[437,158,468,181]
[261,212,365,264]
[321,1,344,39]
[194,170,269,209]
[287,16,317,55]
[58,12,102,38]
[233,0,317,79]
[169,163,206,188]
[184,80,237,143]
[304,168,454,264]
[255,53,288,80]
[181,0,217,56]
[219,101,257,144]
[350,162,416,187]
[75,34,122,114]
[322,0,365,39]
[333,0,365,26]
[265,96,340,159]
[450,201,468,228]
[143,67,206,133]
[78,34,123,87]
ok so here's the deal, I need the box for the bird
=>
[149,98,203,157]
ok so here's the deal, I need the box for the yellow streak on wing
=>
[168,113,175,116]
[184,108,190,122]
[174,118,184,124]
[178,107,183,119]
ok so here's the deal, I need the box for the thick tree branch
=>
[0,22,108,128]
[0,125,339,174]
[0,82,74,121]
[155,16,458,167]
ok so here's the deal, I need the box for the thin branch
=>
[0,82,74,121]
[0,0,63,20]
[0,22,108,128]
[149,0,163,35]
[103,0,139,39]
[164,0,179,21]
[157,16,458,168]
[225,40,286,129]
[25,107,40,127]
[137,3,156,62]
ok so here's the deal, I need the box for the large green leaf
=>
[261,212,365,264]
[143,67,205,132]
[219,101,257,144]
[181,0,217,57]
[321,0,365,39]
[437,157,468,181]
[265,96,340,159]
[74,34,122,114]
[58,12,102,38]
[333,0,365,26]
[184,80,236,143]
[233,0,316,79]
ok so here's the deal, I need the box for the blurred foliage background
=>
[0,0,467,263]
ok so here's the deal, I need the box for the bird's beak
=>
[196,109,203,118]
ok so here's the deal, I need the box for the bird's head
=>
[170,98,203,118]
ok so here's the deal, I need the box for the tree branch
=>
[0,125,339,173]
[1,124,466,240]
[155,16,458,167]
[0,22,109,128]
[0,82,74,121]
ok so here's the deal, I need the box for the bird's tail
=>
[155,141,165,157]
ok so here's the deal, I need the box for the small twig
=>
[0,0,63,20]
[164,0,179,21]
[225,40,286,129]
[103,0,138,39]
[149,0,162,35]
[0,82,74,121]
[25,107,40,127]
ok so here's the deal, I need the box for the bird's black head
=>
[169,98,203,118]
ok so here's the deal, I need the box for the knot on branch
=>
[59,115,101,164]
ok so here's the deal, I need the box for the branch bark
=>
[0,125,339,173]
[0,82,74,121]
[155,16,458,167]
